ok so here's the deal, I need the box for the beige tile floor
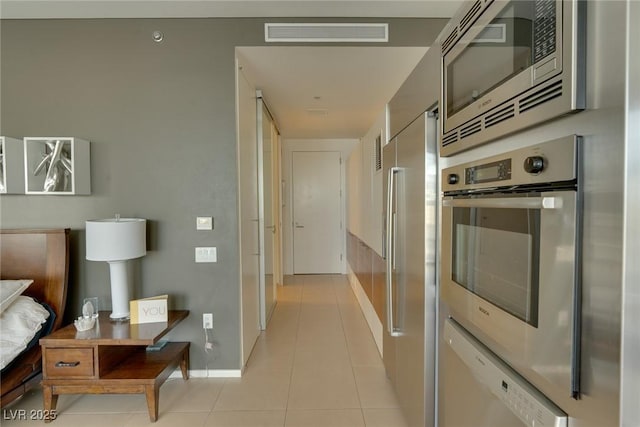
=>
[1,275,407,427]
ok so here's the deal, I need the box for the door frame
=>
[256,93,281,329]
[235,56,261,368]
[282,139,359,276]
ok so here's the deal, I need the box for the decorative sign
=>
[130,295,168,324]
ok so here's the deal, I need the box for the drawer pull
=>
[55,361,81,368]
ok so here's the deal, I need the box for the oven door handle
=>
[442,196,562,210]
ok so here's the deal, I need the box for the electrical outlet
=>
[203,313,213,329]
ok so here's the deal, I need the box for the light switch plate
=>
[196,216,213,230]
[195,247,217,263]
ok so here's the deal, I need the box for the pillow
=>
[0,300,55,374]
[0,295,50,370]
[0,280,33,314]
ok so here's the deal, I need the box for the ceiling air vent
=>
[375,134,382,171]
[265,23,388,43]
[306,108,328,116]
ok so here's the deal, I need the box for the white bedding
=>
[0,279,33,314]
[0,296,50,370]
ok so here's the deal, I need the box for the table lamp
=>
[86,216,146,320]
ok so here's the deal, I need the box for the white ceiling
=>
[1,0,463,140]
[0,0,462,19]
[238,46,428,138]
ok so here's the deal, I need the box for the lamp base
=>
[108,260,131,320]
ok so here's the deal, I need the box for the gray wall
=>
[0,17,446,370]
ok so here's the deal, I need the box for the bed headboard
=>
[0,229,70,331]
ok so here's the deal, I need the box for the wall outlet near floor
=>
[203,313,213,329]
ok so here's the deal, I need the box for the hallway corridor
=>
[2,275,407,427]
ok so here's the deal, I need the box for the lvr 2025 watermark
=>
[2,409,57,421]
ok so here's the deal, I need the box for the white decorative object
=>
[0,137,25,194]
[74,316,96,331]
[86,216,147,320]
[24,137,90,195]
[82,297,99,319]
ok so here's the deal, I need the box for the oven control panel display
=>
[465,159,512,185]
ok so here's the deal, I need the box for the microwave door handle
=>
[386,167,401,337]
[442,196,563,210]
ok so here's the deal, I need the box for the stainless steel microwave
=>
[440,0,586,156]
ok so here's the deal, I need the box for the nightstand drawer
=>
[44,348,95,378]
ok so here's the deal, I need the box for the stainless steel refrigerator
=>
[383,108,438,427]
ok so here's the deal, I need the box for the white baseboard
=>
[347,265,383,356]
[169,369,242,379]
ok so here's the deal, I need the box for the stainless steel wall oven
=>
[441,135,582,401]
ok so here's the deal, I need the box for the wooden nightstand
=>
[39,310,189,422]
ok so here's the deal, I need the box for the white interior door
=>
[237,61,260,367]
[292,151,343,274]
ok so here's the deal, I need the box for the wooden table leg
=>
[180,346,189,380]
[145,385,160,422]
[42,386,58,423]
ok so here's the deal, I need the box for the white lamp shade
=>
[86,218,147,261]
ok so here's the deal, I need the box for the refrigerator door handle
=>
[392,212,397,270]
[386,166,401,337]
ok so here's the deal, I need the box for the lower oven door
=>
[441,319,567,427]
[441,190,580,399]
